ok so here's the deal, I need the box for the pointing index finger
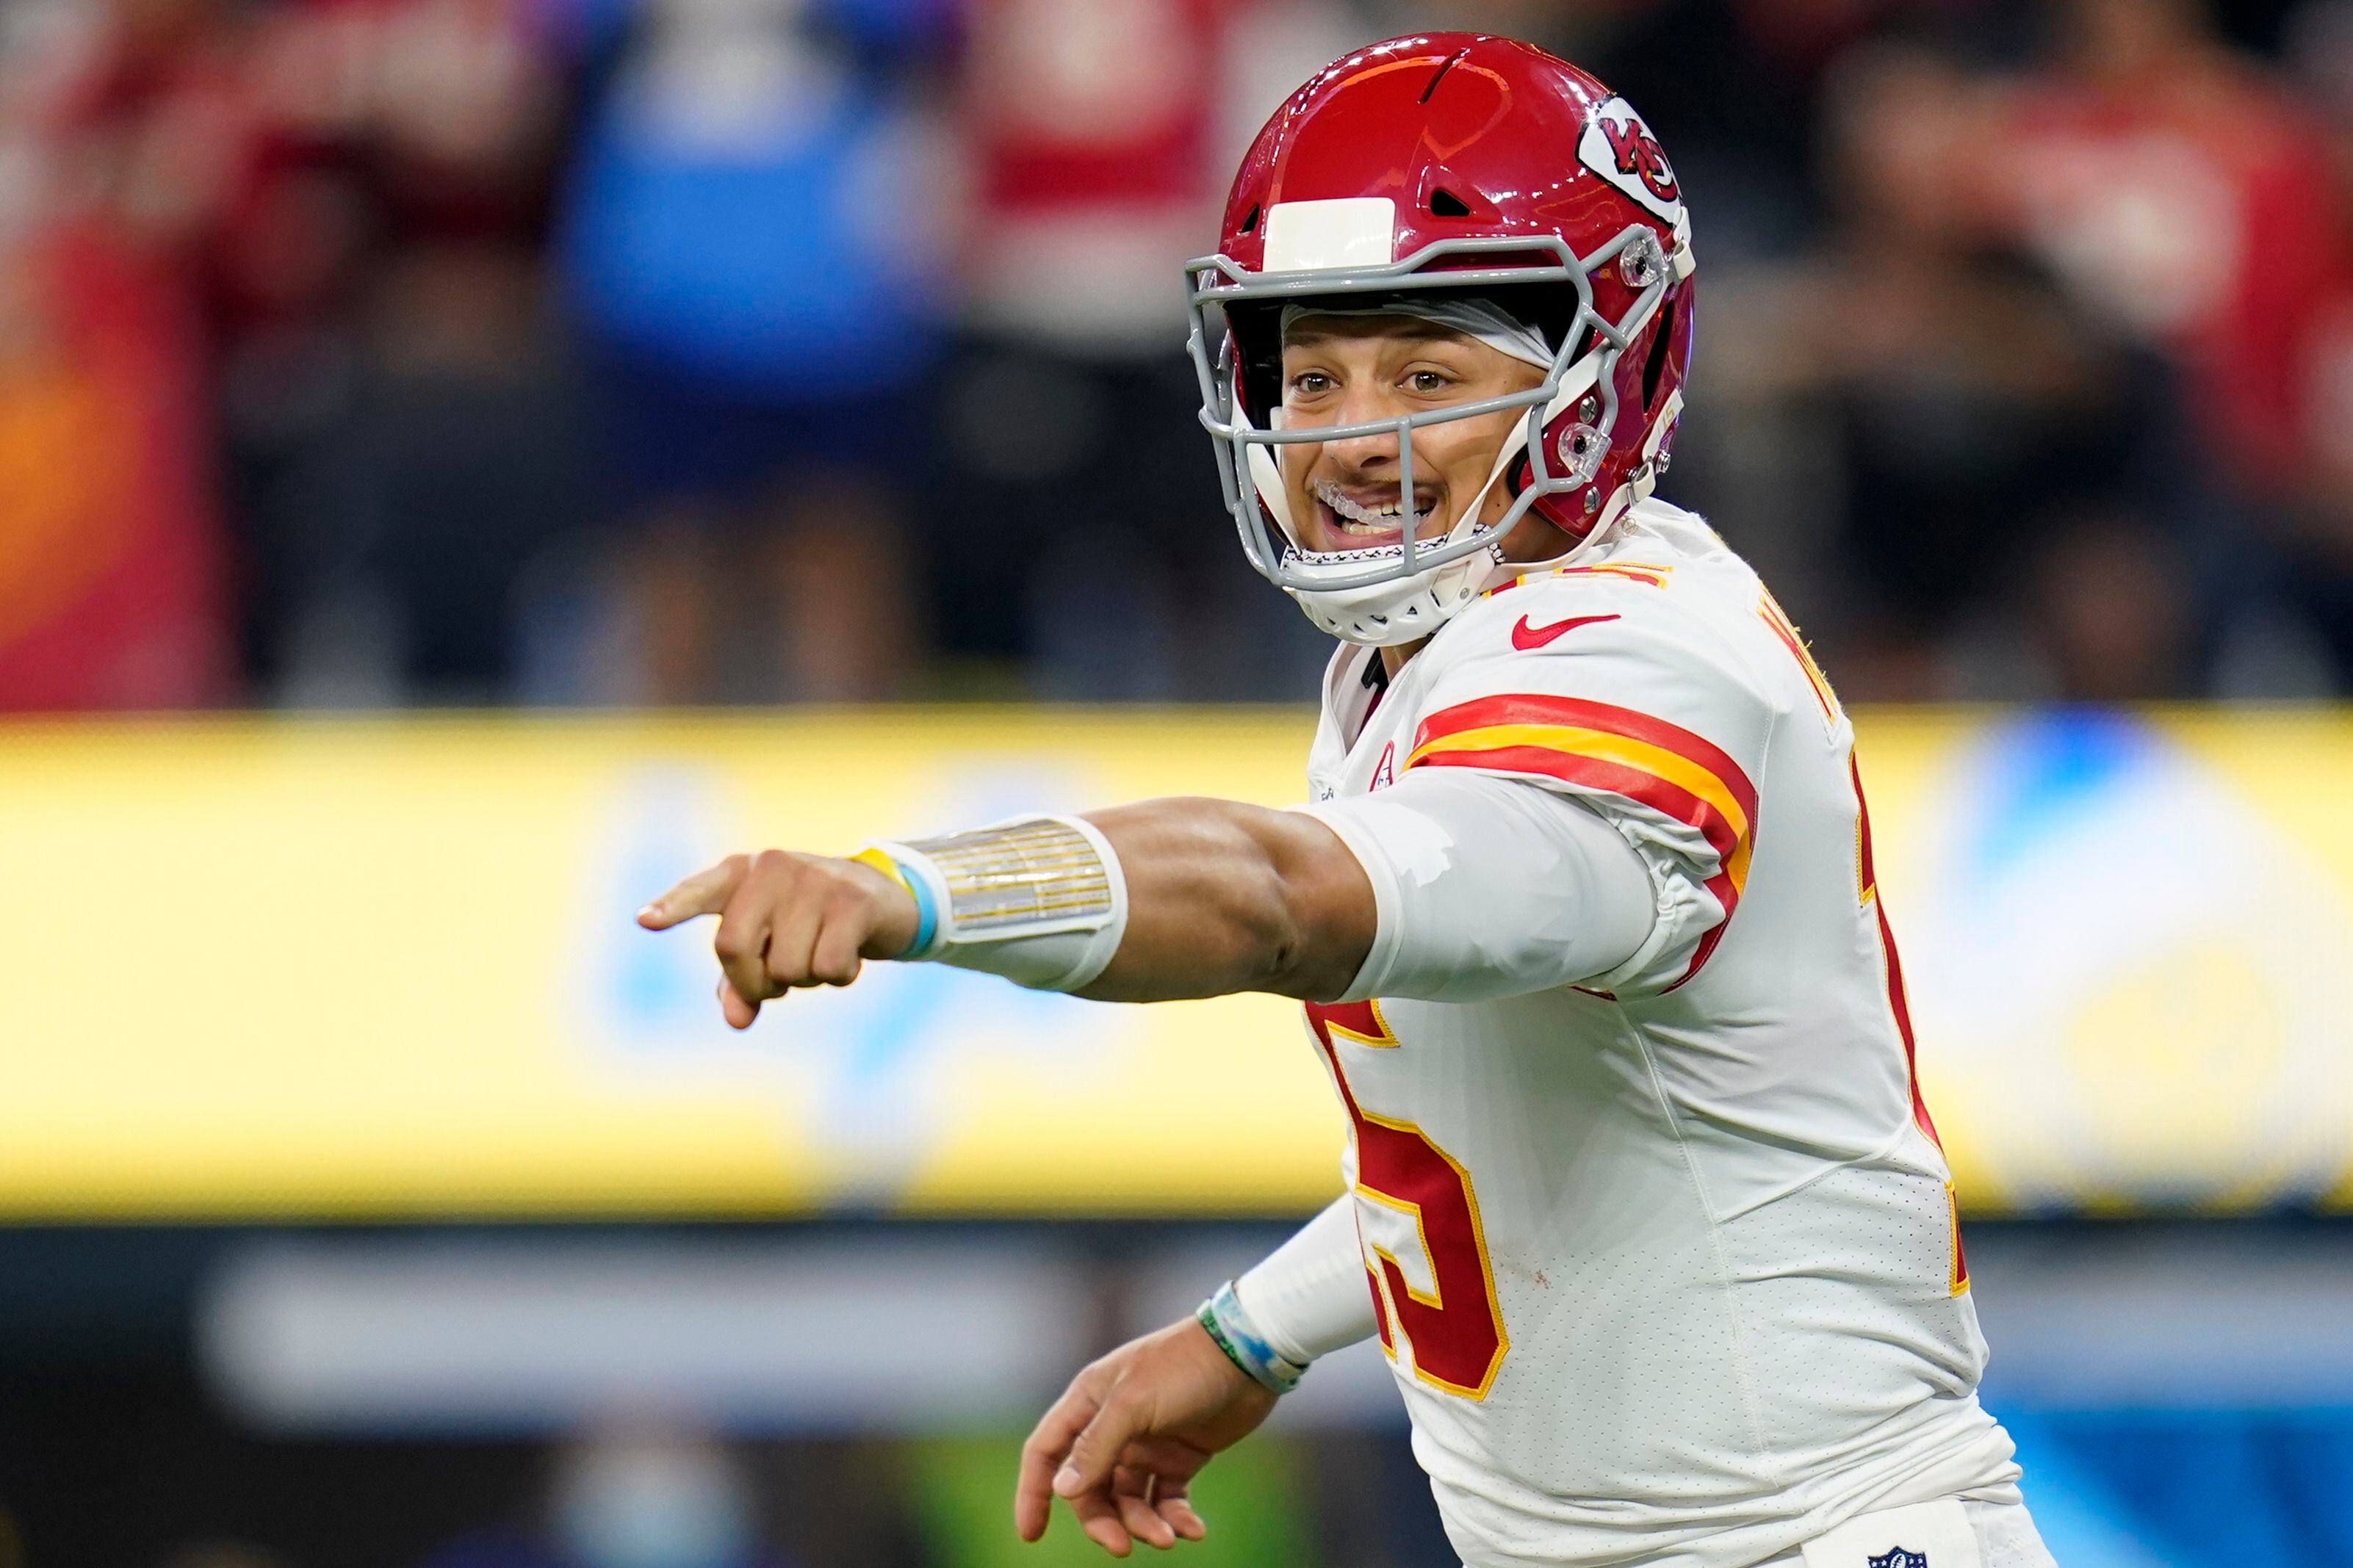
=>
[637,856,747,930]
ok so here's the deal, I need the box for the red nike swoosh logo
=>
[1511,612,1621,650]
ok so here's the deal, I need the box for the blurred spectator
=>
[7,0,2352,707]
[552,0,951,704]
[1991,0,2347,496]
[228,0,577,704]
[0,0,580,707]
[0,0,241,710]
[1701,40,2177,698]
[932,0,1350,698]
[1459,0,2016,264]
[264,240,586,705]
[2025,505,2194,699]
[1978,0,2353,693]
[424,1426,799,1568]
[2263,0,2353,689]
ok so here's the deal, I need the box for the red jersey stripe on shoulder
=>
[1409,694,1756,818]
[1405,704,1756,988]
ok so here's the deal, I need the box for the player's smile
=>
[1311,478,1441,546]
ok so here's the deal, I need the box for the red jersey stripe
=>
[1411,694,1756,822]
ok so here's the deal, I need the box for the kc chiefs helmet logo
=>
[1602,115,1676,201]
[1577,95,1683,223]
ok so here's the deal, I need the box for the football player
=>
[640,34,2053,1568]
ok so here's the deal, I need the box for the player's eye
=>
[1289,371,1334,397]
[1406,369,1453,394]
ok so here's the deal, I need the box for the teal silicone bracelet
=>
[895,856,938,958]
[1196,1282,1307,1394]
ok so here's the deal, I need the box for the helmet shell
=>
[1214,33,1695,546]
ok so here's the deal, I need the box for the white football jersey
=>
[1300,500,2021,1568]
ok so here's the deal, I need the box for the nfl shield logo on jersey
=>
[1867,1550,1929,1568]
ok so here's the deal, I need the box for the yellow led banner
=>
[0,711,1347,1218]
[1,707,2349,1218]
[1866,708,2353,1216]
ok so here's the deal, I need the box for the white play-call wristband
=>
[854,814,1128,993]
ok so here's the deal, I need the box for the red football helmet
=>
[1186,33,1697,644]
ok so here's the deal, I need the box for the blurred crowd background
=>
[10,2,2353,1567]
[7,0,2353,712]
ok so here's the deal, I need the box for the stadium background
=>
[4,0,2353,1564]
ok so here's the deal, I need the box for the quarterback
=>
[639,34,2052,1568]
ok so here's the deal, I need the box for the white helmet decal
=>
[1579,96,1683,224]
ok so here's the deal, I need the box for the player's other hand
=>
[637,851,919,1028]
[1016,1315,1278,1556]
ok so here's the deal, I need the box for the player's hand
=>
[1016,1315,1278,1556]
[636,850,919,1027]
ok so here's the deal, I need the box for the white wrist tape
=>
[854,814,1128,992]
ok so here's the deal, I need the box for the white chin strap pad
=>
[1246,439,1300,546]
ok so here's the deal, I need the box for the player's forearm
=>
[1074,798,1376,1004]
[639,799,1374,1022]
[642,771,1654,1027]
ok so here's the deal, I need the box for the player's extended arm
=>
[639,773,1657,1027]
[1081,798,1376,1002]
[638,798,1376,1025]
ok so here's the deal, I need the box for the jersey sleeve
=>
[1299,770,1657,1002]
[1233,1193,1379,1365]
[1403,590,1775,998]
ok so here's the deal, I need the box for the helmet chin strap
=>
[1501,382,1686,578]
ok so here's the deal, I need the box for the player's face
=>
[1278,317,1546,555]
